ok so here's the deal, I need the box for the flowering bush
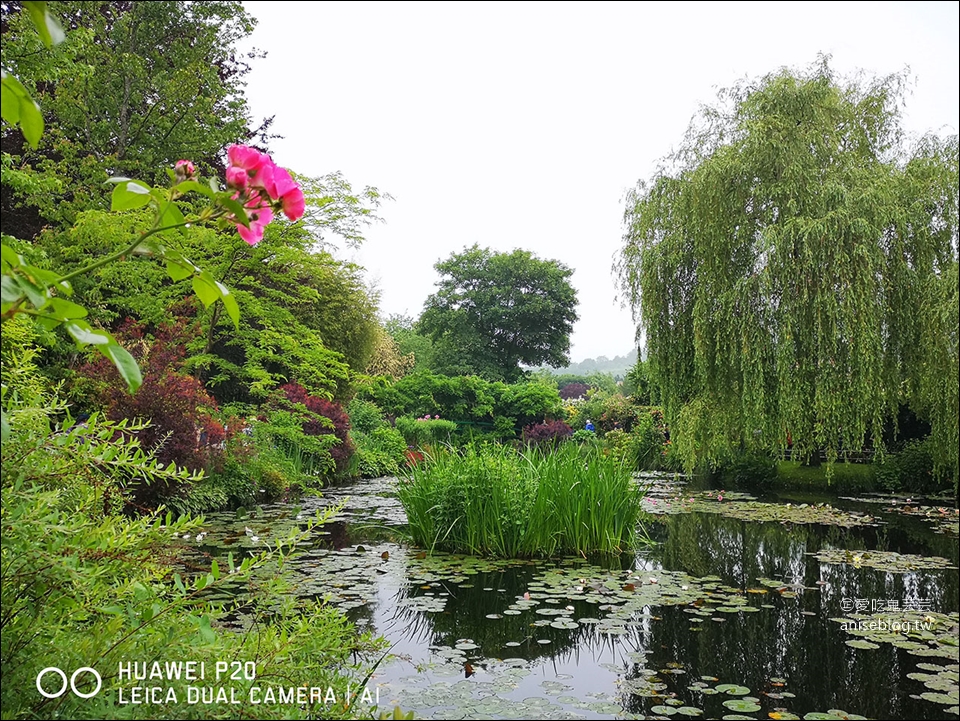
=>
[395,416,458,447]
[223,144,306,244]
[1,141,304,440]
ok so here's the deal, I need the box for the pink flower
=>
[236,203,273,246]
[227,144,273,189]
[175,159,195,182]
[222,144,305,244]
[267,166,306,221]
[225,166,248,190]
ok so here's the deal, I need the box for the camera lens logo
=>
[36,667,102,699]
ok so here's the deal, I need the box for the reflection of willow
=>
[658,511,825,584]
[382,568,656,669]
[619,600,951,720]
[620,511,958,720]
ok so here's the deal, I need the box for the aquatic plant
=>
[397,443,647,557]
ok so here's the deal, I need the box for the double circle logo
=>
[36,667,102,699]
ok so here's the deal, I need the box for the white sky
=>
[238,1,959,363]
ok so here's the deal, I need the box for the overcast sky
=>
[238,1,959,363]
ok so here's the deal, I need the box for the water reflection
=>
[191,475,959,719]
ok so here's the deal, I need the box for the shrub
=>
[874,437,953,494]
[522,419,573,446]
[274,383,354,477]
[352,425,408,478]
[572,428,598,444]
[395,415,459,447]
[75,319,229,509]
[601,410,668,470]
[2,429,384,721]
[397,443,647,557]
[357,371,563,435]
[559,382,589,400]
[717,449,779,487]
[347,397,387,434]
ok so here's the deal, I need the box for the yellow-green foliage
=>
[617,58,959,479]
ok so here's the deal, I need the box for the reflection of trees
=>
[628,511,959,719]
[381,566,662,671]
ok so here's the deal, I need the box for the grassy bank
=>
[773,461,876,492]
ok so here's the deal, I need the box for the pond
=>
[184,474,959,720]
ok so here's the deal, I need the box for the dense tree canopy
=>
[1,1,266,237]
[616,59,958,477]
[2,1,388,407]
[420,245,579,382]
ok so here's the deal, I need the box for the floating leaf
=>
[723,699,762,712]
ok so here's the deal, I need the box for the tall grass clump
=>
[396,443,646,557]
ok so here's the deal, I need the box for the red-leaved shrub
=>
[76,318,227,508]
[277,383,354,473]
[522,419,574,446]
[559,382,589,400]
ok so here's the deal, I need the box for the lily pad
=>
[812,548,956,572]
[716,684,751,696]
[723,699,762,712]
[650,705,678,715]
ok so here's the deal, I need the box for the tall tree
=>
[420,245,579,382]
[1,0,267,237]
[616,58,958,477]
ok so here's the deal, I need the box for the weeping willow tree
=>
[616,58,958,479]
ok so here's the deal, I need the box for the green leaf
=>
[11,272,50,309]
[111,180,153,211]
[174,180,215,199]
[48,297,88,320]
[23,2,65,47]
[1,71,43,148]
[210,559,220,580]
[17,97,44,148]
[150,189,185,227]
[101,343,142,393]
[1,75,22,125]
[1,275,24,304]
[0,244,23,269]
[219,284,240,329]
[192,274,219,307]
[198,614,216,643]
[159,200,185,228]
[63,319,111,346]
[216,193,249,227]
[166,260,194,282]
[1,408,9,445]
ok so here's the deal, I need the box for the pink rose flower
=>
[222,144,305,244]
[174,159,195,182]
